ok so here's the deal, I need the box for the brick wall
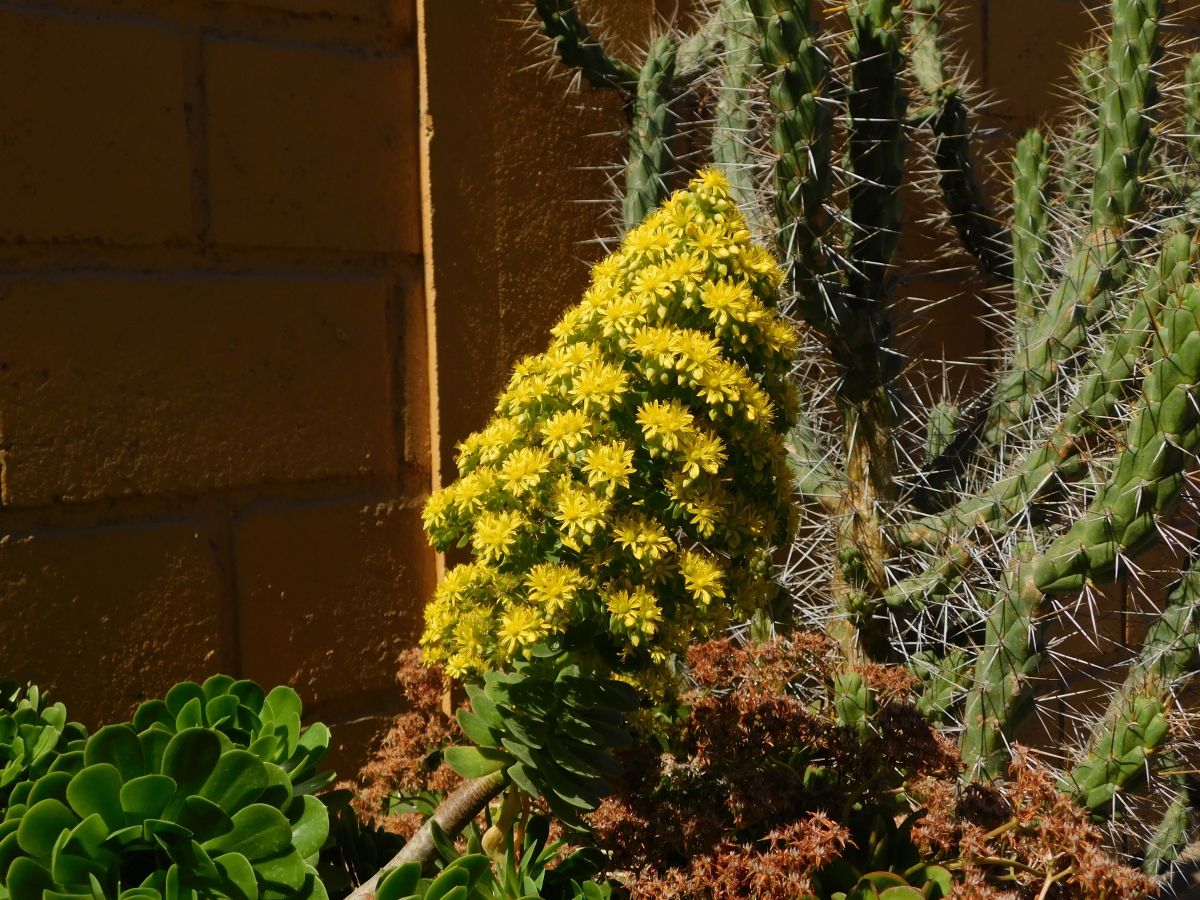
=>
[0,0,428,777]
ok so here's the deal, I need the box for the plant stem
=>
[345,771,509,898]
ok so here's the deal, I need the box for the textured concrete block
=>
[236,0,414,27]
[235,499,434,709]
[0,7,190,243]
[987,0,1093,127]
[207,39,420,253]
[0,523,224,729]
[0,275,393,507]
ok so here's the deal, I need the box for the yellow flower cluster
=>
[420,171,800,683]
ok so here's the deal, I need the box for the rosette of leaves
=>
[0,679,330,900]
[812,808,951,900]
[130,677,334,799]
[442,662,637,830]
[0,682,89,810]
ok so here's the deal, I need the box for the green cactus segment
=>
[0,676,330,900]
[960,557,1049,779]
[844,0,907,304]
[1090,0,1162,228]
[445,663,636,831]
[745,0,837,329]
[903,231,1195,549]
[1065,558,1200,814]
[1035,278,1200,593]
[676,5,727,80]
[1142,787,1191,876]
[908,0,1010,280]
[1060,50,1107,216]
[1185,54,1200,165]
[786,388,843,507]
[1011,130,1052,327]
[622,36,679,231]
[1065,696,1170,813]
[531,0,637,91]
[984,222,1129,452]
[711,1,765,236]
[882,544,967,611]
[986,1,1162,449]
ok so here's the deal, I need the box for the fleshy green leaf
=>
[198,751,267,815]
[120,776,176,826]
[165,685,206,721]
[214,852,258,900]
[284,797,327,860]
[7,858,55,900]
[17,798,77,858]
[202,677,236,703]
[254,848,305,894]
[28,772,72,806]
[85,726,145,784]
[160,730,222,818]
[376,863,422,900]
[67,765,125,832]
[133,703,174,736]
[201,804,291,862]
[443,747,510,779]
[177,796,233,843]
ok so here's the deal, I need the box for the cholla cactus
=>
[526,0,1200,883]
[421,173,799,686]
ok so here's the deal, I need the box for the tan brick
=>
[206,39,420,253]
[0,8,190,244]
[234,499,434,708]
[0,523,224,730]
[0,275,393,507]
[986,0,1094,128]
[234,0,414,27]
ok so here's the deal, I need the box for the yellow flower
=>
[540,409,593,457]
[570,360,629,413]
[476,418,522,465]
[582,441,636,497]
[499,604,550,656]
[695,169,731,193]
[471,509,527,562]
[701,280,753,326]
[605,587,663,646]
[526,563,587,616]
[500,447,551,496]
[417,171,796,687]
[452,468,497,518]
[637,400,695,453]
[552,477,611,543]
[599,293,648,337]
[422,486,455,530]
[674,329,722,379]
[680,549,727,607]
[613,514,676,561]
[679,429,727,479]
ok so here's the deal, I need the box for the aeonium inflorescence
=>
[421,171,800,685]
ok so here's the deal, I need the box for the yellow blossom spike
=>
[418,172,797,683]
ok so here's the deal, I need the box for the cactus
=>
[520,0,1200,880]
